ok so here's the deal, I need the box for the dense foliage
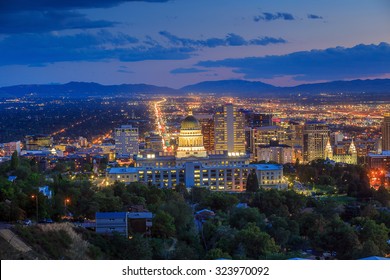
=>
[0,157,389,259]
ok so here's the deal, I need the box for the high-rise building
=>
[251,125,287,157]
[198,117,215,152]
[214,104,245,153]
[382,113,390,151]
[115,125,139,157]
[303,121,330,163]
[241,110,273,127]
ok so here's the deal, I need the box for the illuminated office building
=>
[214,104,245,153]
[114,125,139,157]
[303,121,330,163]
[382,113,390,151]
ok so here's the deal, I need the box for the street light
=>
[64,198,70,217]
[31,194,38,222]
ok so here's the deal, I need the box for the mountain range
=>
[0,78,390,99]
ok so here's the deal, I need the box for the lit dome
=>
[181,115,200,130]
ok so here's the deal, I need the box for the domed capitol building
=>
[107,111,286,191]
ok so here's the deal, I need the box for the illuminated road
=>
[51,116,95,137]
[153,98,169,151]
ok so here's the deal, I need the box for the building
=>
[95,212,128,236]
[252,164,287,190]
[286,122,304,148]
[367,151,390,169]
[3,141,21,156]
[382,113,390,151]
[145,132,164,152]
[252,125,287,155]
[303,121,330,163]
[78,137,88,147]
[256,141,293,164]
[95,211,153,237]
[324,139,357,164]
[176,112,207,158]
[242,111,273,127]
[107,167,138,184]
[25,135,53,150]
[106,111,286,191]
[214,104,245,153]
[114,125,139,157]
[38,186,53,199]
[197,115,215,152]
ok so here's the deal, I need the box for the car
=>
[23,219,32,226]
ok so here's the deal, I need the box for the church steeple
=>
[324,138,333,160]
[348,138,357,155]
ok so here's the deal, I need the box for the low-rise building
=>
[367,151,390,169]
[95,211,153,237]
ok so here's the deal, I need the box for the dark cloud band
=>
[197,43,390,81]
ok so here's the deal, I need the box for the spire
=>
[188,108,193,116]
[348,138,357,154]
[324,138,333,160]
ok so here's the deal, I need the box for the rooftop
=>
[108,167,138,174]
[250,164,283,171]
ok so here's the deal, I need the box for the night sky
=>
[0,0,389,88]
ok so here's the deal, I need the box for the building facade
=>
[324,139,358,164]
[214,104,245,153]
[256,142,293,164]
[95,211,153,237]
[25,135,53,150]
[382,113,390,151]
[303,121,330,163]
[3,141,21,156]
[114,125,139,157]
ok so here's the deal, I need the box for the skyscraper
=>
[303,121,330,163]
[382,113,390,151]
[198,117,215,152]
[214,104,245,153]
[115,125,139,157]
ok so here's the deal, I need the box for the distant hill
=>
[286,79,390,94]
[180,78,390,100]
[1,78,390,99]
[0,82,180,98]
[181,79,277,95]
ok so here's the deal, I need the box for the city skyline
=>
[1,0,390,88]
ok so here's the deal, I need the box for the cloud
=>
[0,10,117,34]
[0,0,171,34]
[170,68,208,74]
[0,29,286,66]
[159,31,286,48]
[307,14,323,20]
[254,12,295,22]
[0,31,179,66]
[0,1,171,12]
[197,43,390,81]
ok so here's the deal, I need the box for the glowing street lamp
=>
[31,194,38,222]
[64,198,70,216]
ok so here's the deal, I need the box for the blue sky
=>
[0,0,389,88]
